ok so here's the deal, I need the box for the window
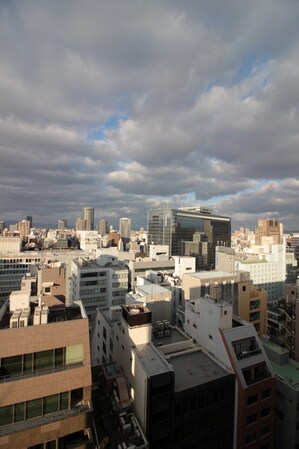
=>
[260,425,270,437]
[34,350,54,371]
[246,413,257,426]
[26,398,42,419]
[247,394,258,406]
[0,405,13,426]
[43,395,59,415]
[261,407,270,418]
[261,389,271,400]
[245,432,256,444]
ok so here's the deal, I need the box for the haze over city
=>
[1,1,299,229]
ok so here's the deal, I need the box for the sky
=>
[1,0,299,231]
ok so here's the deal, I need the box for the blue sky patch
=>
[87,113,127,142]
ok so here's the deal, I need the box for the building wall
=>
[0,310,92,449]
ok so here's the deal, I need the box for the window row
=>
[0,391,71,426]
[0,344,84,380]
[247,388,272,406]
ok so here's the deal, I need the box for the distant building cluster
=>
[1,209,299,448]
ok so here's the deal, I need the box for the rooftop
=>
[270,359,299,390]
[136,284,170,296]
[152,326,190,347]
[134,343,172,377]
[0,302,85,330]
[184,270,236,280]
[169,349,232,392]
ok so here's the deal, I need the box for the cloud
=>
[0,0,299,230]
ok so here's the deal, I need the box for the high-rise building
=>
[26,216,33,229]
[255,219,282,245]
[0,221,6,234]
[58,218,68,230]
[18,220,30,240]
[98,219,107,236]
[119,217,131,239]
[83,207,94,231]
[147,207,231,269]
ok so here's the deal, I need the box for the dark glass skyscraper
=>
[147,207,231,269]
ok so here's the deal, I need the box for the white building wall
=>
[0,237,22,252]
[173,256,196,277]
[184,297,232,368]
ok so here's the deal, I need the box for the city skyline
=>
[1,2,299,230]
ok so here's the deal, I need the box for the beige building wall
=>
[237,283,268,337]
[0,310,92,449]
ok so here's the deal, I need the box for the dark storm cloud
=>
[1,0,299,228]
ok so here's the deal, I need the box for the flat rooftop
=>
[136,284,169,295]
[270,359,299,390]
[169,349,231,392]
[185,270,235,280]
[134,343,172,376]
[153,326,190,347]
[0,303,85,330]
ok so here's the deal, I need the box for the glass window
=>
[55,348,64,367]
[24,353,33,373]
[1,355,22,376]
[0,405,13,426]
[60,392,69,410]
[262,388,271,400]
[15,402,25,422]
[34,350,54,371]
[261,407,270,418]
[26,398,42,419]
[43,395,59,415]
[247,394,258,406]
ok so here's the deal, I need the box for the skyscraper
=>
[147,207,231,269]
[83,207,94,231]
[58,218,68,230]
[98,219,107,236]
[119,217,131,239]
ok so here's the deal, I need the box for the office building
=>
[93,304,235,449]
[26,216,33,229]
[58,218,68,230]
[0,294,94,448]
[119,218,131,239]
[98,219,107,236]
[147,207,231,269]
[182,269,268,336]
[18,220,30,240]
[0,221,5,234]
[83,207,94,231]
[236,244,286,301]
[255,219,282,245]
[71,254,128,319]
